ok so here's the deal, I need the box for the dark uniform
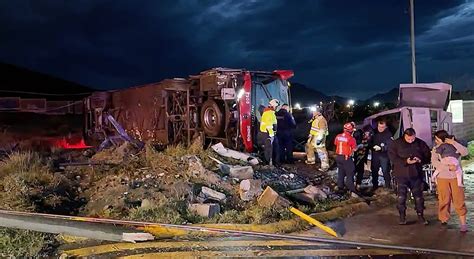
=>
[369,128,393,188]
[388,136,431,222]
[353,126,373,186]
[276,108,296,164]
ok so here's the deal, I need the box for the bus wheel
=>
[201,99,224,137]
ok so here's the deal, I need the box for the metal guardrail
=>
[423,164,436,194]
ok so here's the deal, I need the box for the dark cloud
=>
[0,0,473,97]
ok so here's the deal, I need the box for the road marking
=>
[119,248,405,258]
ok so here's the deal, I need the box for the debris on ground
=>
[188,203,221,218]
[257,186,292,209]
[199,186,226,202]
[211,143,259,165]
[0,138,398,256]
[254,167,308,192]
[304,185,329,200]
[239,179,263,201]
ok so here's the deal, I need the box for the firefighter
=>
[305,107,329,172]
[388,128,431,225]
[334,122,359,197]
[258,99,280,166]
[276,103,297,164]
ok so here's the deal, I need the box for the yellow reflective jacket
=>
[309,115,328,137]
[260,107,277,137]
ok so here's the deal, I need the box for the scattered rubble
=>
[239,179,263,201]
[199,187,226,202]
[257,187,291,209]
[254,168,308,192]
[211,143,259,165]
[219,164,254,180]
[304,185,329,200]
[1,139,387,257]
[188,203,221,218]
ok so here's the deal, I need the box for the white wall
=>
[451,100,474,142]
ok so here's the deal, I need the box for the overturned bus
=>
[364,83,452,147]
[83,68,293,151]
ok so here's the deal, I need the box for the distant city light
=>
[348,99,355,106]
[294,103,301,109]
[373,101,380,107]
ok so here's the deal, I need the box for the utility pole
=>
[410,0,416,84]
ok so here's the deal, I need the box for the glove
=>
[269,135,274,144]
[373,145,381,151]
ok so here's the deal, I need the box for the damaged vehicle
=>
[364,83,453,147]
[84,68,294,152]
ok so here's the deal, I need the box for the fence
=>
[0,97,83,114]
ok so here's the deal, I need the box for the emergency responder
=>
[388,128,431,225]
[369,120,393,190]
[305,107,329,172]
[276,103,296,164]
[334,122,359,197]
[353,125,373,190]
[258,99,280,166]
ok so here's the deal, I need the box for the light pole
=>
[410,0,417,84]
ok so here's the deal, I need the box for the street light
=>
[373,101,380,108]
[348,99,355,106]
[294,103,301,110]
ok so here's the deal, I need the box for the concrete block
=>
[188,203,221,218]
[200,186,226,202]
[229,166,254,180]
[239,179,263,201]
[303,185,328,200]
[257,186,291,208]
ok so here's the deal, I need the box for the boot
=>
[417,213,429,225]
[399,211,407,225]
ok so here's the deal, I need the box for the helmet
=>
[343,122,354,132]
[269,99,280,108]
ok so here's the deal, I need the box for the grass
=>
[127,199,190,224]
[0,228,52,257]
[468,141,474,158]
[0,151,79,213]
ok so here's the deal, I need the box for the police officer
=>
[334,122,359,198]
[369,120,393,190]
[276,103,296,164]
[305,107,329,172]
[388,128,431,225]
[258,99,280,166]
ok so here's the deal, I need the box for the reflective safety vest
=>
[309,115,328,137]
[335,132,357,156]
[260,107,277,137]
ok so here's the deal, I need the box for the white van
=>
[364,83,452,147]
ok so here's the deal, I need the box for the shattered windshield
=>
[254,79,290,121]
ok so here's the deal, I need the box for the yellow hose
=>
[289,207,338,237]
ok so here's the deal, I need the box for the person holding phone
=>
[388,128,431,225]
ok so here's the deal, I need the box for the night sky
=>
[1,0,473,98]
